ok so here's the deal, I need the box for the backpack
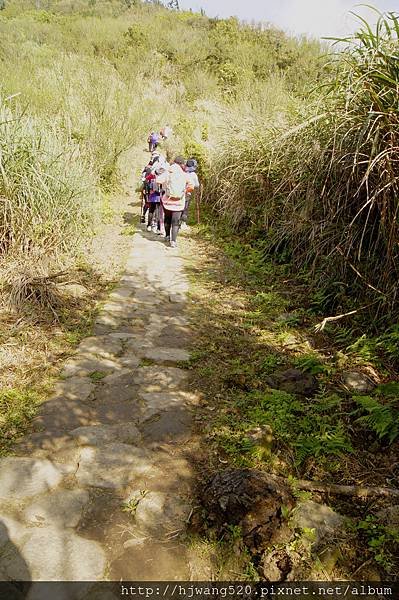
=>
[150,132,158,144]
[167,165,187,198]
[186,158,198,171]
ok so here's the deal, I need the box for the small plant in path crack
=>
[122,490,149,517]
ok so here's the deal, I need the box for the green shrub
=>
[0,99,98,257]
[204,12,399,324]
[353,395,399,443]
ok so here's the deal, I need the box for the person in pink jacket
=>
[161,156,190,248]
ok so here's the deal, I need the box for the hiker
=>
[160,124,172,140]
[147,131,159,153]
[140,166,151,224]
[150,150,167,172]
[143,170,160,232]
[180,158,200,229]
[162,156,189,248]
[155,165,169,236]
[147,187,161,233]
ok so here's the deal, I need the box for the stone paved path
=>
[0,189,199,594]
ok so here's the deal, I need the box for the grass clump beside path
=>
[180,216,399,579]
[204,11,399,327]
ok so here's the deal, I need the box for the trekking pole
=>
[141,195,145,222]
[196,186,202,224]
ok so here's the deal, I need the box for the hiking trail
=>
[0,152,200,589]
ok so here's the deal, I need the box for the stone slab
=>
[24,489,89,528]
[70,423,142,446]
[0,458,67,501]
[52,377,95,402]
[138,391,195,418]
[133,491,191,535]
[108,332,137,340]
[133,366,188,392]
[76,444,153,489]
[62,356,121,379]
[119,355,141,369]
[142,348,190,363]
[101,368,132,385]
[94,314,121,328]
[17,527,106,580]
[169,293,186,304]
[0,514,29,549]
[78,336,122,359]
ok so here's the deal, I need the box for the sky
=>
[177,0,399,39]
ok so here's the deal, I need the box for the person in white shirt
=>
[180,158,200,229]
[160,124,172,140]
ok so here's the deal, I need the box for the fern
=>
[376,325,399,363]
[354,396,399,443]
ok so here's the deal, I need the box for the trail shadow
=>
[0,520,31,598]
[123,211,136,225]
[7,226,195,580]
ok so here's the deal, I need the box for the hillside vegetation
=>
[0,0,398,581]
[0,0,324,308]
[206,12,399,329]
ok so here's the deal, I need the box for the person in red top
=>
[162,156,189,248]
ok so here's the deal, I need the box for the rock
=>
[169,293,186,304]
[0,458,66,501]
[133,366,188,392]
[108,332,137,340]
[123,337,156,356]
[93,374,139,405]
[119,275,140,287]
[70,423,142,446]
[142,347,190,363]
[57,283,88,299]
[131,491,191,534]
[245,426,274,457]
[138,391,194,419]
[262,548,292,582]
[109,287,135,300]
[94,314,121,328]
[119,355,141,369]
[203,469,294,553]
[268,368,317,396]
[52,377,95,401]
[169,315,189,327]
[78,336,122,358]
[17,527,105,580]
[24,489,89,528]
[343,371,375,393]
[140,407,193,442]
[376,505,399,527]
[291,500,346,547]
[134,289,161,304]
[101,368,132,385]
[62,356,120,379]
[280,333,301,348]
[76,444,153,489]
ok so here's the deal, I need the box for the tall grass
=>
[0,0,325,310]
[0,98,101,310]
[205,11,399,323]
[0,99,98,258]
